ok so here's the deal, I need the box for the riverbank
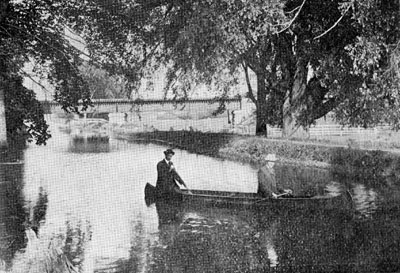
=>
[114,130,395,164]
[113,130,400,184]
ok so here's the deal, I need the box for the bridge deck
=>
[40,98,242,114]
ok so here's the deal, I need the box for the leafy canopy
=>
[1,0,92,144]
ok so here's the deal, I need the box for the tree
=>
[62,0,293,135]
[3,0,397,143]
[63,0,399,138]
[0,0,92,145]
[79,62,127,99]
[277,0,400,137]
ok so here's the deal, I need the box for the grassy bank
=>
[114,130,400,184]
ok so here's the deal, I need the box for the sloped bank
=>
[114,130,400,184]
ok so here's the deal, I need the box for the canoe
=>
[144,183,352,210]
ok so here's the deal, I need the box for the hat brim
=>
[164,150,175,155]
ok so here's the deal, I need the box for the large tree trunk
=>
[255,72,267,136]
[0,86,7,147]
[282,59,309,139]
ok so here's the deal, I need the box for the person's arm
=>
[169,164,184,185]
[170,163,191,192]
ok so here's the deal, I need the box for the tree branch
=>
[276,0,306,34]
[5,23,81,75]
[242,62,256,104]
[19,71,53,96]
[143,40,162,63]
[313,4,351,40]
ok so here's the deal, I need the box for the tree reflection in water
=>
[30,187,48,234]
[141,201,280,273]
[0,147,27,269]
[128,200,363,273]
[63,220,93,272]
[68,136,111,153]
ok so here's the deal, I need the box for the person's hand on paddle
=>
[181,181,193,195]
[272,189,293,198]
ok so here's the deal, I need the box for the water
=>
[1,123,400,272]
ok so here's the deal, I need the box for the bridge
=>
[40,98,242,115]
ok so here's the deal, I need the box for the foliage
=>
[329,0,400,129]
[3,76,50,145]
[61,0,148,97]
[79,62,127,99]
[2,0,399,142]
[62,0,400,137]
[1,0,92,144]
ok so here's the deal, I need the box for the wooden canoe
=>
[144,183,352,210]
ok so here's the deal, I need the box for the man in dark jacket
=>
[156,149,189,195]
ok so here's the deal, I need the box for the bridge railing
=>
[39,97,242,114]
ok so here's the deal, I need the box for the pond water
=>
[1,122,400,272]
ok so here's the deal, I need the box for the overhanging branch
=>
[6,23,81,75]
[19,71,53,96]
[313,4,351,40]
[276,0,306,34]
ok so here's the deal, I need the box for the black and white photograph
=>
[0,0,400,272]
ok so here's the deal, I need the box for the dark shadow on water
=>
[0,140,25,163]
[68,135,111,153]
[133,193,400,273]
[0,145,27,267]
[112,199,357,273]
[0,144,51,269]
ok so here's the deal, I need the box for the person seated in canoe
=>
[257,154,277,197]
[156,149,191,196]
[258,154,293,198]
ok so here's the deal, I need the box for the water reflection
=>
[64,220,93,271]
[151,204,266,273]
[273,209,355,272]
[274,164,332,196]
[0,147,27,269]
[29,187,48,234]
[138,202,356,273]
[352,184,379,218]
[69,136,111,153]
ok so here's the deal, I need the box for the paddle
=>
[271,189,293,199]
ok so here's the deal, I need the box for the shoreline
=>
[112,130,400,174]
